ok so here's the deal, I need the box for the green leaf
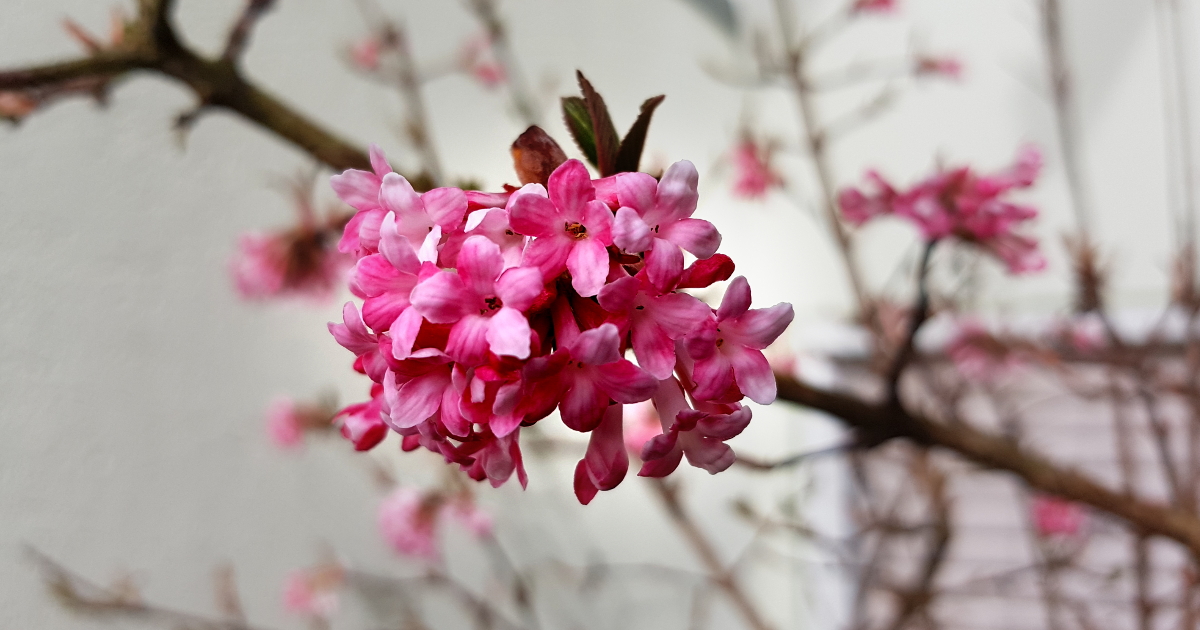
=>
[561,96,597,168]
[576,71,621,177]
[614,95,665,174]
[675,0,738,37]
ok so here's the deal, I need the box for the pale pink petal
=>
[652,160,699,224]
[369,143,392,178]
[485,306,532,359]
[644,238,684,291]
[330,169,380,211]
[594,360,658,403]
[417,225,442,264]
[329,302,377,355]
[379,213,422,273]
[660,218,721,259]
[410,272,473,323]
[379,172,423,215]
[728,346,776,404]
[457,235,505,297]
[494,266,544,311]
[422,187,468,228]
[567,238,611,297]
[650,292,714,336]
[612,207,653,253]
[569,323,623,366]
[547,159,594,218]
[682,435,736,474]
[694,406,753,440]
[446,314,492,365]
[717,276,752,321]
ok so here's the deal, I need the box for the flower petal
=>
[507,185,560,238]
[457,235,504,298]
[717,276,752,321]
[330,169,380,211]
[410,272,473,323]
[644,238,684,292]
[728,346,777,404]
[660,218,721,259]
[520,234,571,280]
[485,306,532,359]
[594,360,658,403]
[422,187,468,228]
[567,238,611,297]
[390,307,423,360]
[568,323,622,366]
[390,370,449,428]
[729,303,795,349]
[495,266,545,311]
[380,172,423,216]
[547,159,595,218]
[446,314,492,365]
[653,160,699,223]
[612,207,653,253]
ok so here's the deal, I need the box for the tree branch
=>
[0,3,371,173]
[773,372,1200,558]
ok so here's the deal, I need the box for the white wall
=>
[0,0,1187,628]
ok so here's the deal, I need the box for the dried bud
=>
[511,126,568,186]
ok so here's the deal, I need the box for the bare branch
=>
[223,0,277,63]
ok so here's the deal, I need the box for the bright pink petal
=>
[559,373,609,432]
[495,266,544,311]
[728,346,776,404]
[612,207,652,253]
[632,320,677,380]
[616,171,658,212]
[567,238,611,297]
[650,292,714,337]
[728,303,795,349]
[568,323,622,365]
[456,235,504,298]
[507,186,560,238]
[644,238,684,292]
[594,360,658,403]
[390,307,423,360]
[547,159,595,218]
[597,275,639,312]
[520,233,571,279]
[637,446,684,477]
[573,460,600,504]
[422,187,468,228]
[410,272,473,323]
[660,218,721,259]
[485,307,532,359]
[580,405,629,491]
[390,371,449,428]
[446,314,492,365]
[717,276,752,321]
[690,352,734,402]
[581,200,614,245]
[329,302,377,355]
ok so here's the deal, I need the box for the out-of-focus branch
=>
[647,479,776,630]
[1040,0,1093,239]
[376,20,444,186]
[773,373,1200,558]
[464,0,540,126]
[222,0,276,63]
[26,546,279,630]
[0,1,371,172]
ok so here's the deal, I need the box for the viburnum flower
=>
[265,396,338,450]
[282,565,344,619]
[230,228,349,301]
[944,321,1025,381]
[377,486,492,560]
[916,55,963,80]
[730,138,783,199]
[839,146,1046,274]
[1031,495,1086,538]
[350,36,381,71]
[328,150,793,504]
[852,0,897,14]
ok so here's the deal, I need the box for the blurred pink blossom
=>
[459,35,506,89]
[266,397,304,449]
[730,139,782,199]
[1031,495,1086,538]
[351,36,382,71]
[945,321,1023,381]
[378,486,493,560]
[623,400,662,455]
[230,227,349,301]
[282,567,342,618]
[852,0,897,13]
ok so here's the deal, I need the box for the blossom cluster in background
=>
[838,146,1046,273]
[326,146,793,503]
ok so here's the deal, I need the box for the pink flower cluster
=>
[730,139,783,199]
[838,146,1046,274]
[378,486,492,560]
[328,146,793,503]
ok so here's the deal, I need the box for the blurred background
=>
[0,0,1194,628]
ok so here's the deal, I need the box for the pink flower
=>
[623,400,662,454]
[410,235,544,364]
[945,321,1023,381]
[508,160,614,296]
[350,36,381,71]
[230,228,348,301]
[459,35,507,89]
[638,377,753,477]
[609,162,722,291]
[730,139,782,199]
[327,151,792,503]
[839,146,1045,274]
[377,486,493,559]
[266,398,304,449]
[1031,495,1085,538]
[685,277,795,404]
[282,567,342,618]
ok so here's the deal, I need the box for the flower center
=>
[481,296,504,315]
[565,222,588,239]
